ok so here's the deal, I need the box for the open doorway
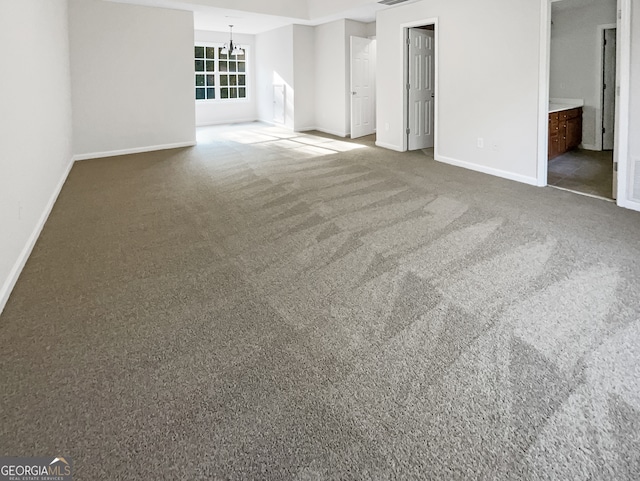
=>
[545,0,618,200]
[404,23,436,152]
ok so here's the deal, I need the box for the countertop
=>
[549,102,583,113]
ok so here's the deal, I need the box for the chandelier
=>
[221,25,244,57]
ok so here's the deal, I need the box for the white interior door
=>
[273,85,285,124]
[602,28,616,151]
[350,36,376,139]
[408,28,435,151]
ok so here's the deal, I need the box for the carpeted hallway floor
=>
[1,122,640,480]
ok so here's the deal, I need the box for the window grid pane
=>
[196,44,247,101]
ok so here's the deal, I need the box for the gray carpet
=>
[1,122,640,480]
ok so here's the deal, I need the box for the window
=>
[195,45,247,101]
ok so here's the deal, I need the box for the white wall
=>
[293,25,317,131]
[365,21,377,38]
[308,0,377,19]
[255,25,295,129]
[376,0,541,184]
[194,30,257,126]
[69,0,195,159]
[0,0,74,313]
[630,0,640,202]
[550,0,617,149]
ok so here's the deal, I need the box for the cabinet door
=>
[567,118,581,150]
[558,121,567,153]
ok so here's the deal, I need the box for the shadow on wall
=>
[273,72,294,128]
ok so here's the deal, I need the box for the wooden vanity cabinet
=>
[548,107,582,160]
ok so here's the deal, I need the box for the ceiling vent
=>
[378,0,412,5]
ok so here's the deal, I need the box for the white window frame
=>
[195,42,249,103]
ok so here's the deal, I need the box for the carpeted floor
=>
[1,122,640,480]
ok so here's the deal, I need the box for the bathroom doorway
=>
[545,0,618,200]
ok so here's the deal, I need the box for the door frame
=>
[596,23,617,152]
[537,0,633,209]
[401,17,439,153]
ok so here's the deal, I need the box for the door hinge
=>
[406,37,411,45]
[614,161,618,172]
[406,83,410,90]
[604,83,607,90]
[602,127,606,134]
[604,38,607,46]
[618,10,622,20]
[406,128,411,134]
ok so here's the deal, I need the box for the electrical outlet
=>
[477,138,484,148]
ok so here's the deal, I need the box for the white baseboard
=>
[73,141,196,161]
[375,141,404,152]
[581,144,598,151]
[196,118,258,127]
[0,158,74,316]
[294,125,318,133]
[436,154,539,186]
[312,127,348,138]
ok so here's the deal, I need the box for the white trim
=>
[595,23,618,152]
[375,141,404,152]
[312,127,348,138]
[536,0,552,187]
[615,0,631,206]
[256,119,279,128]
[581,144,598,151]
[0,159,74,315]
[295,125,319,133]
[401,17,439,154]
[548,185,616,202]
[196,118,257,127]
[436,154,539,186]
[73,141,196,161]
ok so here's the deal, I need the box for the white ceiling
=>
[104,0,392,34]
